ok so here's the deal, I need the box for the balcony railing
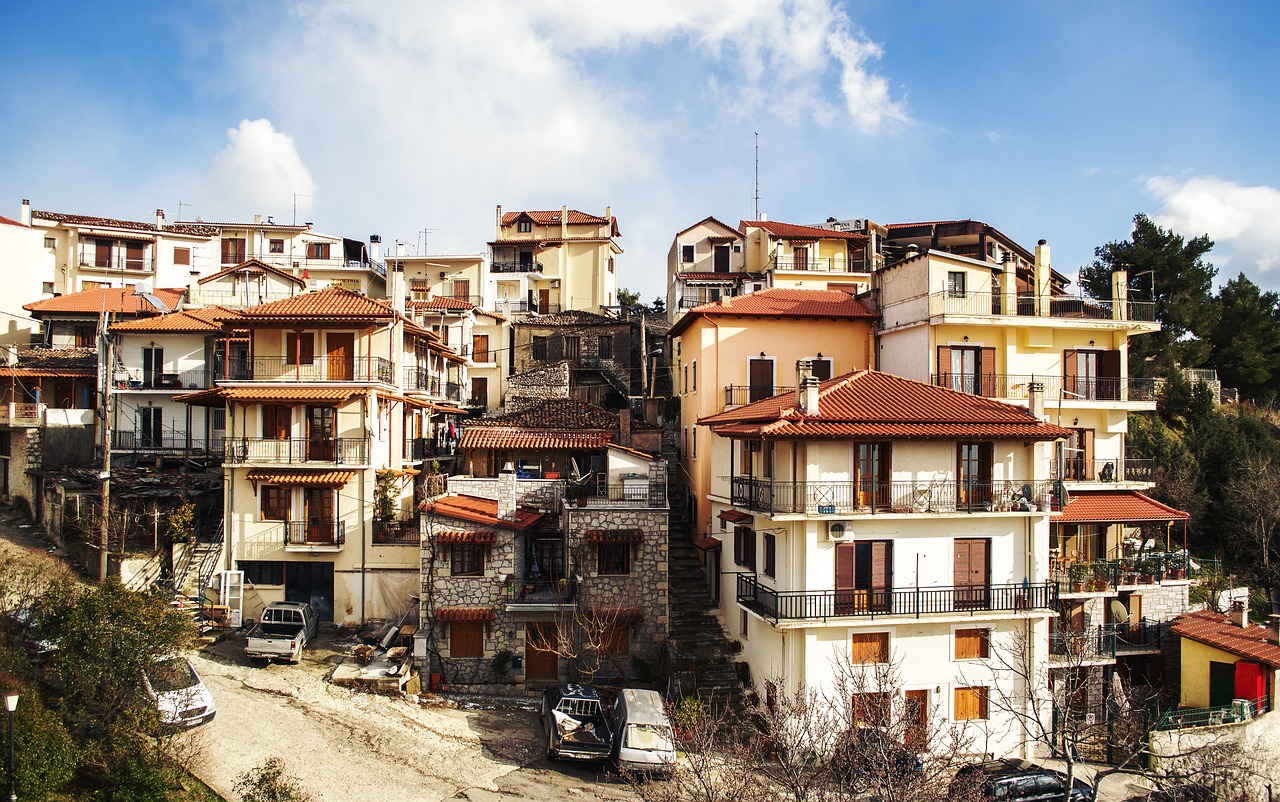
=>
[221,356,393,383]
[724,385,792,407]
[491,260,544,273]
[506,579,574,606]
[737,574,1055,623]
[931,373,1164,403]
[1155,696,1269,731]
[225,254,384,277]
[730,477,1058,516]
[403,366,442,394]
[1049,626,1118,661]
[0,403,45,423]
[225,437,368,464]
[192,290,296,309]
[372,519,419,545]
[1051,458,1155,483]
[283,520,345,548]
[769,256,859,274]
[113,432,224,453]
[571,481,666,508]
[445,382,464,402]
[116,369,216,391]
[78,252,151,273]
[928,291,1158,323]
[1051,553,1202,593]
[493,300,561,315]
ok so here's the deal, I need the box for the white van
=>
[143,655,216,728]
[610,688,676,776]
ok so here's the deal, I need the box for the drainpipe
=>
[361,391,368,626]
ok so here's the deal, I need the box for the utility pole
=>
[98,314,113,581]
[638,307,648,399]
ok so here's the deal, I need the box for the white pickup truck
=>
[245,602,318,663]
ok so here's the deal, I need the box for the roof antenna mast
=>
[754,132,761,221]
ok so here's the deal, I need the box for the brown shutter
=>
[1063,349,1078,398]
[870,541,891,591]
[980,346,997,396]
[835,543,855,590]
[937,346,951,386]
[450,621,484,658]
[1101,350,1123,400]
[979,442,994,482]
[1082,429,1095,480]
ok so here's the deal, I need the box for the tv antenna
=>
[292,192,310,226]
[754,132,761,221]
[177,200,193,222]
[418,228,438,254]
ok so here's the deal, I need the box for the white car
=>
[143,655,216,728]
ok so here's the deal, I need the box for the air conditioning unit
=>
[549,279,560,288]
[851,219,865,231]
[827,522,849,542]
[439,271,448,279]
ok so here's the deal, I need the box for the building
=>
[668,288,879,534]
[740,218,875,294]
[188,259,307,309]
[1169,605,1280,714]
[697,367,1072,757]
[511,310,633,408]
[489,206,621,314]
[665,216,749,322]
[0,210,46,348]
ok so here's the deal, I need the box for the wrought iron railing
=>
[1154,696,1269,730]
[730,477,1058,515]
[736,574,1055,623]
[1051,458,1155,483]
[403,366,443,394]
[113,432,224,453]
[574,481,666,507]
[221,355,393,383]
[770,256,860,273]
[372,519,419,545]
[723,385,792,407]
[492,300,561,314]
[506,579,574,605]
[491,260,544,273]
[928,291,1158,322]
[283,520,345,548]
[116,369,217,391]
[225,437,368,464]
[1052,553,1202,593]
[1050,626,1118,661]
[931,373,1164,403]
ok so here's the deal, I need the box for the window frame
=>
[946,270,967,299]
[849,631,890,664]
[173,246,191,266]
[954,627,991,661]
[268,238,285,254]
[517,219,532,233]
[763,532,776,578]
[681,243,695,263]
[598,335,613,360]
[449,620,484,658]
[954,686,990,721]
[260,486,289,522]
[450,543,485,577]
[597,542,632,576]
[532,336,548,362]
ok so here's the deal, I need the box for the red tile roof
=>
[0,348,98,377]
[32,209,220,237]
[238,287,394,321]
[885,219,976,230]
[435,607,496,622]
[243,469,357,487]
[700,370,1074,441]
[198,259,306,287]
[514,309,622,327]
[435,531,498,544]
[741,219,868,241]
[718,509,753,523]
[1171,609,1280,668]
[408,297,474,312]
[175,387,362,406]
[110,306,238,333]
[1056,491,1189,522]
[674,216,741,239]
[425,494,543,530]
[503,209,609,226]
[459,429,612,450]
[669,289,878,337]
[24,287,186,316]
[0,215,27,228]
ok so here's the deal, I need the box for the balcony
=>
[1051,553,1204,594]
[1051,458,1155,484]
[193,290,295,310]
[225,437,368,464]
[737,574,1055,624]
[494,300,561,315]
[0,403,46,424]
[372,518,419,545]
[570,481,666,508]
[724,385,792,407]
[931,374,1163,403]
[116,369,216,391]
[227,254,384,277]
[491,260,543,274]
[769,256,859,274]
[113,432,224,454]
[1049,626,1118,663]
[283,520,345,550]
[403,367,442,394]
[927,291,1158,323]
[506,579,574,610]
[1155,696,1270,731]
[222,356,393,383]
[730,477,1058,516]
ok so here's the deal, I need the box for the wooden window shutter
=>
[450,621,484,658]
[1100,350,1123,400]
[954,686,988,720]
[955,628,989,660]
[937,346,951,384]
[835,542,855,591]
[870,541,891,592]
[1063,349,1078,397]
[980,347,997,396]
[1082,429,1095,480]
[850,632,888,663]
[980,442,994,482]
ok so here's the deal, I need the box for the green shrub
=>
[234,757,314,802]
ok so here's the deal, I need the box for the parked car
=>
[949,759,1095,801]
[830,727,922,790]
[609,688,676,776]
[143,654,216,729]
[3,608,58,664]
[245,601,318,663]
[541,683,614,762]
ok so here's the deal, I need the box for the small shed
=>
[1170,605,1280,710]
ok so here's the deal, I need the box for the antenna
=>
[754,132,760,221]
[417,228,438,254]
[177,200,193,222]
[292,192,310,226]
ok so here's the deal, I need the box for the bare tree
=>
[1226,453,1280,601]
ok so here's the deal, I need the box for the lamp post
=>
[4,691,16,802]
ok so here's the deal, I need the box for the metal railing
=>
[78,251,151,273]
[931,373,1164,403]
[223,254,384,277]
[928,291,1158,322]
[225,437,368,464]
[493,300,561,314]
[403,366,443,394]
[769,256,860,273]
[573,481,666,508]
[1154,696,1269,731]
[113,432,225,453]
[445,382,464,401]
[221,355,393,383]
[730,477,1058,515]
[1051,458,1155,483]
[724,385,792,407]
[491,260,544,273]
[736,574,1055,623]
[1049,626,1118,661]
[506,579,574,605]
[1052,553,1202,593]
[192,290,295,309]
[283,520,345,548]
[116,369,217,391]
[372,519,419,545]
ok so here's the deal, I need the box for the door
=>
[139,407,163,448]
[1067,429,1095,480]
[835,541,891,614]
[748,358,774,403]
[452,278,470,301]
[708,544,721,605]
[1235,661,1265,703]
[470,377,488,406]
[713,245,730,273]
[856,442,889,509]
[284,561,334,622]
[792,246,809,271]
[143,347,163,388]
[472,334,489,363]
[307,406,335,461]
[326,332,354,381]
[94,239,112,268]
[904,690,929,751]
[1209,661,1235,708]
[526,623,559,681]
[304,487,334,543]
[538,289,550,314]
[956,443,993,509]
[954,538,990,609]
[125,241,144,270]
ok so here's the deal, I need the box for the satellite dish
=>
[1109,599,1130,624]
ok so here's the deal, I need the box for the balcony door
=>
[835,540,891,614]
[1064,349,1121,401]
[792,246,809,271]
[139,407,162,448]
[956,442,993,508]
[748,358,774,403]
[142,347,163,388]
[307,406,335,461]
[304,487,334,543]
[713,244,730,273]
[954,538,990,609]
[937,345,996,396]
[538,289,551,314]
[855,442,890,509]
[1066,428,1095,481]
[326,333,354,381]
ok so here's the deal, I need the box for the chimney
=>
[719,294,732,307]
[1027,381,1045,420]
[20,199,31,226]
[369,234,381,264]
[188,270,201,305]
[1268,615,1280,646]
[496,204,503,228]
[156,208,165,228]
[1229,598,1249,628]
[796,358,813,391]
[253,214,263,225]
[999,253,1017,313]
[798,375,820,416]
[497,461,518,521]
[758,212,768,222]
[561,204,569,239]
[1111,268,1128,321]
[396,241,406,258]
[619,407,631,447]
[1034,239,1050,317]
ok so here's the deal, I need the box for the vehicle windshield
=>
[147,658,200,693]
[626,723,674,751]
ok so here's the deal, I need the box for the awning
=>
[431,403,470,414]
[717,509,753,524]
[244,469,356,488]
[176,386,362,406]
[459,429,611,450]
[435,530,498,544]
[585,529,643,544]
[435,607,496,622]
[693,536,722,551]
[1056,490,1190,523]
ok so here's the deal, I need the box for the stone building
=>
[511,309,632,407]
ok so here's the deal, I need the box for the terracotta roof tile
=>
[6,348,98,375]
[674,216,742,239]
[435,531,498,544]
[32,209,219,237]
[1171,609,1280,668]
[514,309,623,327]
[0,215,27,228]
[502,209,610,226]
[435,607,496,622]
[243,469,356,487]
[700,370,1074,441]
[470,399,618,430]
[884,219,976,230]
[741,219,868,241]
[459,429,612,450]
[1056,491,1189,522]
[408,297,474,312]
[174,387,362,405]
[425,494,543,530]
[110,307,238,333]
[238,287,394,320]
[24,287,186,316]
[197,259,306,287]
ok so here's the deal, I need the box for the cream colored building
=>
[0,207,45,348]
[489,206,621,315]
[740,218,876,294]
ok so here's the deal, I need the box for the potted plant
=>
[674,695,702,741]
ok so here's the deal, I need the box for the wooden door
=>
[327,332,354,381]
[453,278,470,301]
[748,358,774,403]
[1209,661,1235,708]
[904,690,929,751]
[793,246,809,271]
[954,538,989,609]
[538,289,550,314]
[1235,661,1265,702]
[713,245,730,273]
[835,542,859,615]
[472,334,489,363]
[304,487,333,543]
[307,406,335,461]
[525,623,559,681]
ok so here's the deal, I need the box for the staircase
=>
[663,463,748,716]
[171,510,224,629]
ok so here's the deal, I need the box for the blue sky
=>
[3,1,1279,301]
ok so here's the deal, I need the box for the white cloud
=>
[1146,175,1280,275]
[202,119,315,218]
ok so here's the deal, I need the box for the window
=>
[41,282,54,294]
[81,281,107,291]
[43,237,55,249]
[450,544,484,576]
[221,237,245,265]
[564,335,581,361]
[211,408,226,431]
[286,332,315,365]
[810,358,833,381]
[451,279,470,300]
[431,324,449,345]
[601,622,631,656]
[173,247,191,266]
[74,325,96,348]
[938,345,995,396]
[470,377,488,406]
[517,219,532,233]
[450,621,484,657]
[955,628,990,660]
[237,560,284,585]
[835,540,893,614]
[739,609,749,639]
[849,632,889,664]
[260,486,289,521]
[946,271,967,298]
[956,443,994,507]
[306,241,331,260]
[532,336,548,361]
[94,238,112,267]
[733,526,755,570]
[954,686,989,721]
[262,405,291,440]
[268,238,285,254]
[855,442,891,508]
[681,244,695,263]
[691,360,696,391]
[763,533,776,578]
[598,543,631,575]
[125,241,144,270]
[472,335,489,363]
[598,335,613,360]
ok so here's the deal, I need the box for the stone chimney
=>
[796,358,813,392]
[1111,268,1128,321]
[369,234,381,264]
[1033,239,1050,317]
[20,199,31,226]
[1229,598,1249,628]
[561,205,569,240]
[155,208,165,229]
[1027,381,1045,420]
[253,213,263,225]
[1268,614,1280,646]
[497,461,518,521]
[618,407,631,447]
[495,204,503,233]
[1000,252,1017,314]
[798,375,821,416]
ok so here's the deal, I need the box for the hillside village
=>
[1,198,1277,799]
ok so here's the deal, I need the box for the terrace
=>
[1051,553,1204,594]
[927,291,1158,323]
[224,437,368,465]
[222,355,393,383]
[930,373,1163,404]
[730,477,1058,516]
[283,520,345,550]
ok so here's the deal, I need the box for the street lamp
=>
[4,691,16,802]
